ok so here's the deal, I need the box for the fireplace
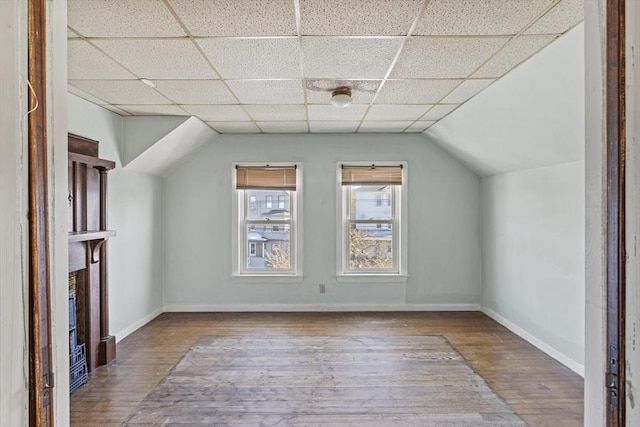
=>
[68,134,116,375]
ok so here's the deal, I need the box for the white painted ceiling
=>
[67,0,583,135]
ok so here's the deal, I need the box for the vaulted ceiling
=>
[67,0,583,135]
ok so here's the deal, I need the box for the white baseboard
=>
[481,307,584,377]
[163,303,481,312]
[113,308,163,343]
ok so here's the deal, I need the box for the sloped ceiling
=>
[67,0,583,135]
[424,24,584,176]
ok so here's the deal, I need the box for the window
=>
[233,164,303,279]
[337,163,407,281]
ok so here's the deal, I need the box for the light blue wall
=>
[482,162,585,369]
[423,25,586,374]
[162,134,482,308]
[68,94,164,339]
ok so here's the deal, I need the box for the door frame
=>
[27,0,54,425]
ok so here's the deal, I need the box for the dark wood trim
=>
[27,0,53,425]
[68,134,99,157]
[68,152,115,170]
[97,168,116,365]
[606,0,626,425]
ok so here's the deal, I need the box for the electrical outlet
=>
[319,284,326,294]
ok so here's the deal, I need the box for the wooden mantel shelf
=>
[68,230,116,243]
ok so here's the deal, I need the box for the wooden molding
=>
[28,0,54,425]
[606,0,626,424]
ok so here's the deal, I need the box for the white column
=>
[584,0,608,425]
[0,0,28,425]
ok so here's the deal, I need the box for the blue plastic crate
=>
[69,328,77,350]
[69,343,86,366]
[68,288,77,331]
[69,344,88,393]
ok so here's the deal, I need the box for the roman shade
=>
[235,166,297,191]
[341,165,403,186]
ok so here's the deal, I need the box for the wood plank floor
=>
[70,312,584,426]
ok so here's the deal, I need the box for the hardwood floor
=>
[70,312,584,426]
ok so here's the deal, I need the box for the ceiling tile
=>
[525,0,584,34]
[302,38,402,79]
[299,0,423,36]
[440,79,495,104]
[421,104,459,120]
[308,105,368,121]
[257,122,309,133]
[168,0,296,36]
[100,105,131,116]
[181,105,251,121]
[414,0,555,36]
[154,80,237,104]
[358,121,413,132]
[365,105,430,121]
[69,80,171,105]
[245,105,306,121]
[68,27,80,38]
[391,37,507,79]
[310,122,360,133]
[375,79,461,104]
[197,39,301,79]
[472,35,557,78]
[115,105,188,116]
[68,84,108,105]
[406,121,436,132]
[206,122,260,134]
[226,80,304,104]
[68,40,137,80]
[93,39,216,80]
[305,79,381,104]
[68,0,185,37]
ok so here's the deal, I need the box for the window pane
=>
[348,223,393,269]
[349,186,392,220]
[246,190,291,220]
[246,224,290,270]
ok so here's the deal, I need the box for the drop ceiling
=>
[67,0,583,134]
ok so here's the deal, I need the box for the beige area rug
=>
[122,335,527,426]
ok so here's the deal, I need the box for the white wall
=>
[481,161,585,373]
[68,94,164,340]
[0,0,28,424]
[421,21,586,375]
[51,0,71,423]
[584,0,607,423]
[163,134,481,309]
[424,24,584,176]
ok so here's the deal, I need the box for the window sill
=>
[335,274,408,284]
[231,274,303,284]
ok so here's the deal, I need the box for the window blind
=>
[236,166,297,190]
[341,165,402,186]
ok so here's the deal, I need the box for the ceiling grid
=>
[67,0,584,134]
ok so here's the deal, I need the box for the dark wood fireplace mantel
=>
[68,134,116,372]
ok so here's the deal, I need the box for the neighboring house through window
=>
[233,164,303,279]
[337,163,407,282]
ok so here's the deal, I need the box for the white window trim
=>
[231,162,303,282]
[336,161,408,283]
